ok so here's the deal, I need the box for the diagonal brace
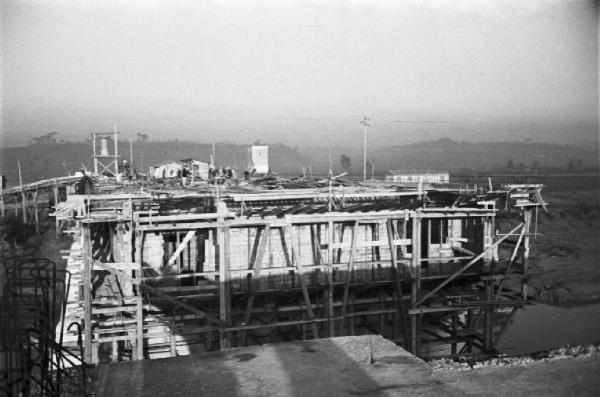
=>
[417,222,524,306]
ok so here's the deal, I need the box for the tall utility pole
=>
[361,116,371,181]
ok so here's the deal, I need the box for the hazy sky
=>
[1,0,598,147]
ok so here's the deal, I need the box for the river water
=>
[496,303,600,355]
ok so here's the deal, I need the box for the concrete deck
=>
[95,335,456,396]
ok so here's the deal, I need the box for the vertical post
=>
[111,341,118,363]
[114,125,119,176]
[451,311,458,355]
[33,190,39,234]
[130,136,134,166]
[219,225,231,349]
[0,175,5,217]
[53,180,59,232]
[410,213,421,355]
[363,125,367,181]
[378,291,384,334]
[466,309,473,353]
[522,210,531,299]
[93,132,98,175]
[349,294,355,335]
[82,227,93,363]
[483,278,493,352]
[361,116,370,181]
[327,220,335,337]
[18,161,26,223]
[386,219,409,348]
[135,230,144,360]
[287,224,319,338]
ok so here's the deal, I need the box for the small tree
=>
[340,154,352,173]
[30,131,58,145]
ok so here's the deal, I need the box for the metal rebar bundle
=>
[0,257,88,397]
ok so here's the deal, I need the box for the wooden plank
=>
[137,209,494,232]
[329,238,411,249]
[94,261,139,285]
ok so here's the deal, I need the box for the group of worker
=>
[116,159,245,186]
[208,165,235,185]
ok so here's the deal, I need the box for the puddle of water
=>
[496,303,600,355]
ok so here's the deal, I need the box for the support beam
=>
[240,225,270,346]
[18,160,26,223]
[287,225,319,338]
[410,215,421,355]
[82,228,93,363]
[93,261,224,326]
[327,220,335,337]
[339,221,359,333]
[135,231,144,360]
[495,223,526,299]
[219,225,232,349]
[386,219,409,348]
[522,210,531,299]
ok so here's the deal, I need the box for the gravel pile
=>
[430,344,600,372]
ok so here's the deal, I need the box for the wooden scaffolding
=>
[57,185,543,363]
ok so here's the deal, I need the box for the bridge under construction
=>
[43,178,545,364]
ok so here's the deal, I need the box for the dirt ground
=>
[527,188,600,304]
[433,352,600,397]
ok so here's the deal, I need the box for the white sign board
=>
[251,146,269,174]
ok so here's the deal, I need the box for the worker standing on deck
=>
[225,166,233,185]
[208,165,216,184]
[181,166,190,186]
[119,160,133,181]
[76,168,91,194]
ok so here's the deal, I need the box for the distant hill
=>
[298,138,599,175]
[1,138,597,186]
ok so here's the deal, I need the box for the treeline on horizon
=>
[1,132,598,185]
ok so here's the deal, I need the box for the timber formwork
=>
[56,184,545,363]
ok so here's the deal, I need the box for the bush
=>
[0,214,35,247]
